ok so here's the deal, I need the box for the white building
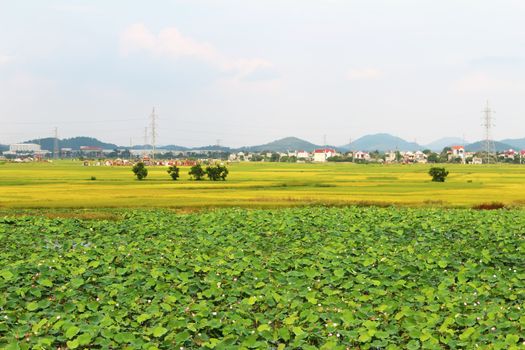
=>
[385,151,397,163]
[296,150,310,159]
[313,148,337,162]
[354,151,370,161]
[414,151,428,163]
[9,143,41,153]
[471,157,483,165]
[450,146,465,163]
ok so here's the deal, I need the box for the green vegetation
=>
[428,167,449,182]
[188,164,205,181]
[205,165,229,181]
[1,207,524,349]
[0,161,525,209]
[132,163,148,181]
[166,166,180,181]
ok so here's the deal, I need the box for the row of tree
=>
[132,163,229,181]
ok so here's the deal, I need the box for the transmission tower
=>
[129,137,133,160]
[53,127,59,159]
[348,137,354,161]
[150,107,157,163]
[481,101,496,164]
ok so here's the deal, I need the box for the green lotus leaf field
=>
[1,207,524,349]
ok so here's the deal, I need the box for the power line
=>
[8,118,146,125]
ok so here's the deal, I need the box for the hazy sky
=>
[1,1,524,147]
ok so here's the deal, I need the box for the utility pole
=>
[150,107,157,164]
[53,127,59,160]
[482,101,496,164]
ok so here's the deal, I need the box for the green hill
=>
[465,140,514,152]
[24,137,118,151]
[501,138,525,150]
[342,133,422,151]
[241,137,322,152]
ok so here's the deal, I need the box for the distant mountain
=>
[24,137,118,151]
[131,144,190,151]
[342,133,423,152]
[164,145,190,151]
[500,138,525,150]
[425,137,465,151]
[190,145,232,152]
[241,137,322,152]
[8,134,523,154]
[465,140,514,152]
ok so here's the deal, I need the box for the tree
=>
[167,165,180,180]
[395,151,402,162]
[132,162,148,180]
[188,164,205,180]
[205,164,229,181]
[427,153,439,163]
[218,165,229,180]
[439,147,452,163]
[270,153,280,162]
[428,167,449,182]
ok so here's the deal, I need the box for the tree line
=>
[132,163,228,181]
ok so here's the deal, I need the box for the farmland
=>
[1,161,525,210]
[1,162,524,349]
[1,207,524,349]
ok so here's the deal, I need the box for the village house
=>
[313,148,337,162]
[401,151,415,163]
[353,151,370,161]
[296,150,310,159]
[385,151,397,163]
[471,157,483,165]
[449,145,465,163]
[414,151,428,164]
[503,149,517,160]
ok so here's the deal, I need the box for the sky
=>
[0,0,524,147]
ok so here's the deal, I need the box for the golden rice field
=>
[0,160,524,210]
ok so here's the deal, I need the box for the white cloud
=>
[119,23,274,81]
[453,72,524,93]
[0,54,13,65]
[346,68,382,81]
[52,4,96,14]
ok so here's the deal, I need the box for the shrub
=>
[188,164,205,181]
[472,202,506,210]
[429,167,449,182]
[205,164,229,181]
[167,165,180,180]
[132,162,148,180]
[90,176,97,181]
